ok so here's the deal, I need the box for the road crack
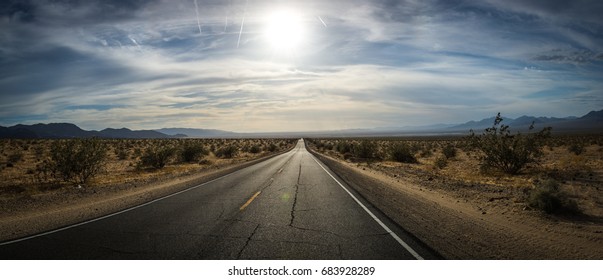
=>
[236,224,260,259]
[289,163,302,226]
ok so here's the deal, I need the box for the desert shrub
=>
[179,142,208,162]
[138,144,175,169]
[248,144,261,154]
[33,146,45,159]
[419,148,432,158]
[434,156,448,169]
[353,140,378,160]
[114,145,129,160]
[7,151,23,164]
[528,179,580,215]
[467,113,551,175]
[130,145,140,157]
[567,142,584,155]
[323,142,334,150]
[215,145,238,158]
[389,142,417,163]
[335,141,353,154]
[442,144,457,159]
[267,143,278,152]
[48,138,107,184]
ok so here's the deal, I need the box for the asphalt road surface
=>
[0,139,438,259]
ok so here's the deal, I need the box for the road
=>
[0,139,437,259]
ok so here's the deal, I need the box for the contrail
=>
[317,16,327,27]
[224,15,228,33]
[194,0,202,34]
[237,0,248,48]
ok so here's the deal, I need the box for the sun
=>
[264,9,305,51]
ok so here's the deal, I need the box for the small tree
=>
[49,138,107,184]
[467,113,551,175]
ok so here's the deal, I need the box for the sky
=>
[1,0,602,132]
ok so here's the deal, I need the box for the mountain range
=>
[1,109,601,139]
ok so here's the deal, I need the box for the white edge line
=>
[0,168,242,246]
[309,154,424,260]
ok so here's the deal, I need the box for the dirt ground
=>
[308,142,603,259]
[1,138,601,259]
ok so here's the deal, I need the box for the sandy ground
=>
[309,150,603,259]
[0,151,288,243]
[2,142,601,259]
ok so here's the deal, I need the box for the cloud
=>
[1,0,603,131]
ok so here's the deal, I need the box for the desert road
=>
[0,139,437,259]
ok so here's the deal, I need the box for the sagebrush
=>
[47,138,107,184]
[468,113,551,174]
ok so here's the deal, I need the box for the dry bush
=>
[434,156,448,169]
[354,140,379,160]
[442,144,457,159]
[528,179,580,215]
[215,145,238,158]
[179,141,208,162]
[138,143,175,169]
[467,113,551,175]
[389,142,417,163]
[47,138,108,184]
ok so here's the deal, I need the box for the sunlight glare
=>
[264,9,305,51]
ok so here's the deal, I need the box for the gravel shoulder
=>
[310,149,603,259]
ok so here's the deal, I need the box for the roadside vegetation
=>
[307,114,603,216]
[0,138,295,196]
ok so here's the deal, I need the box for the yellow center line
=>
[240,191,261,211]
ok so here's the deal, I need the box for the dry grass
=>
[308,136,603,217]
[0,138,296,200]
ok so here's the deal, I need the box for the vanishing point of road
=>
[0,139,438,259]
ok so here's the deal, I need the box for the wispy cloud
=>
[1,0,602,131]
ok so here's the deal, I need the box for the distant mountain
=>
[580,109,603,121]
[0,123,175,139]
[448,116,505,131]
[0,123,97,138]
[446,109,603,133]
[1,109,601,139]
[155,128,237,138]
[99,128,170,139]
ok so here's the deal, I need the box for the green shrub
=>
[434,156,448,169]
[138,144,175,169]
[115,145,129,160]
[467,113,551,174]
[179,142,208,162]
[215,145,238,158]
[567,142,584,155]
[49,138,107,184]
[528,179,580,215]
[248,144,261,154]
[353,140,378,160]
[267,143,278,152]
[389,142,417,163]
[335,141,353,154]
[442,144,457,159]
